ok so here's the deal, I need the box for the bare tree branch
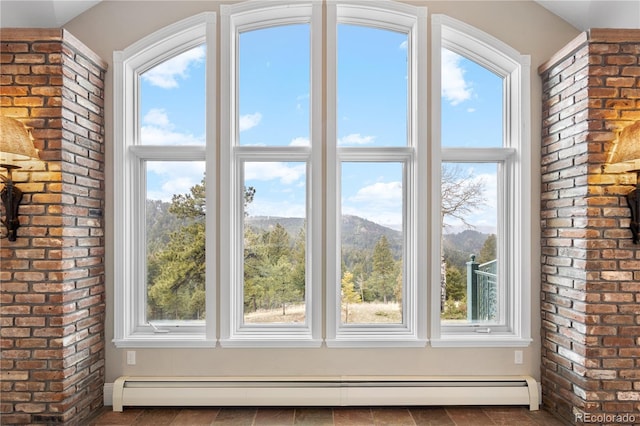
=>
[441,164,486,229]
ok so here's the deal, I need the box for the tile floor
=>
[88,406,569,425]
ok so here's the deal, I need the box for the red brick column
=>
[540,29,640,424]
[0,29,107,425]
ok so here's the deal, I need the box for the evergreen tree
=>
[477,234,497,264]
[445,265,465,301]
[147,181,255,319]
[147,215,205,320]
[263,223,291,261]
[290,227,306,296]
[243,227,265,313]
[370,236,397,303]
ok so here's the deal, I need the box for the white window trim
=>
[219,2,323,348]
[430,15,532,347]
[113,12,217,348]
[325,1,428,348]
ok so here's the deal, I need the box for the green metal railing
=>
[466,256,498,321]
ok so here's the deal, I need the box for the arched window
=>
[113,3,530,349]
[113,13,216,346]
[431,15,532,347]
[220,1,427,348]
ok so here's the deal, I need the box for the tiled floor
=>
[88,406,569,425]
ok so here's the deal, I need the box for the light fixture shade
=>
[609,120,640,167]
[0,116,39,163]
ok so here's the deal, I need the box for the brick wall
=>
[0,29,107,425]
[540,29,640,424]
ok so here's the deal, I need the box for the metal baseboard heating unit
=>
[112,375,539,411]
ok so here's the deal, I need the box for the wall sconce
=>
[0,116,39,242]
[609,120,640,244]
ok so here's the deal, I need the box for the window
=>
[326,3,427,346]
[219,1,427,347]
[113,13,216,347]
[113,3,531,349]
[220,3,322,347]
[430,15,532,346]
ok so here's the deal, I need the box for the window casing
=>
[430,15,532,347]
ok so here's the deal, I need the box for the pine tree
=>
[477,234,497,264]
[147,181,255,319]
[370,236,397,303]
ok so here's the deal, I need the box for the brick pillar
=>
[0,29,107,425]
[540,29,640,424]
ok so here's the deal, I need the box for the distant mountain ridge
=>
[246,215,490,263]
[147,199,490,266]
[245,214,404,255]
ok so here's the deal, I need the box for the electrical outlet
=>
[127,350,136,365]
[514,350,523,365]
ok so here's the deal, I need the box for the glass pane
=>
[242,161,307,324]
[145,161,206,322]
[440,163,499,324]
[338,25,408,147]
[139,45,206,145]
[341,162,404,324]
[238,24,310,146]
[441,48,503,148]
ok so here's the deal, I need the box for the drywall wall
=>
[62,0,579,385]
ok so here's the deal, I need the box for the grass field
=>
[244,302,402,324]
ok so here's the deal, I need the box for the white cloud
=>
[245,162,306,185]
[442,49,473,106]
[289,137,310,147]
[141,109,204,145]
[143,108,172,128]
[146,161,206,202]
[239,112,262,132]
[246,199,306,218]
[399,40,408,50]
[345,181,403,228]
[141,46,205,89]
[338,133,375,146]
[350,181,402,205]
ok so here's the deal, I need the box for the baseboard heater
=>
[112,375,539,412]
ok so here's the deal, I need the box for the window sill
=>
[113,334,215,349]
[326,337,428,348]
[430,336,532,348]
[219,338,323,348]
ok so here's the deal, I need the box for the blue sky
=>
[141,24,501,234]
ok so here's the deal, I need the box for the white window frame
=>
[430,15,532,347]
[325,1,428,348]
[113,13,217,348]
[219,2,323,347]
[112,4,531,350]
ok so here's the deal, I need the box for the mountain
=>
[246,215,403,256]
[147,199,489,267]
[442,229,493,270]
[244,216,306,239]
[340,215,402,255]
[443,229,489,255]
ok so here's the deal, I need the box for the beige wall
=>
[64,1,579,384]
